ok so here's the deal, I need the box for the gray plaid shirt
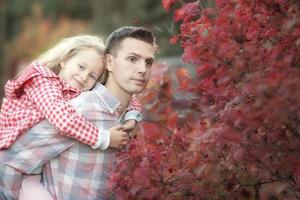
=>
[0,83,127,200]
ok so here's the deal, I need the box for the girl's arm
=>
[127,97,142,112]
[24,76,104,149]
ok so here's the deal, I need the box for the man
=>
[0,26,156,200]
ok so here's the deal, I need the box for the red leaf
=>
[232,147,245,161]
[294,164,300,190]
[215,0,227,8]
[140,188,160,199]
[162,0,176,12]
[169,35,179,44]
[174,2,199,22]
[129,184,143,196]
[133,168,150,185]
[221,132,243,143]
[167,112,178,128]
[176,68,191,88]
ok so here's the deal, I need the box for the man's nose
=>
[138,61,147,74]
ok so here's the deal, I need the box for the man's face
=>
[106,37,155,95]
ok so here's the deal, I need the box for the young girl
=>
[0,35,141,151]
[0,35,142,199]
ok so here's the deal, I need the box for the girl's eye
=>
[89,74,97,80]
[78,65,85,70]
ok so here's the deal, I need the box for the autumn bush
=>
[109,0,300,199]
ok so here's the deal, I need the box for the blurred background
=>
[0,0,184,98]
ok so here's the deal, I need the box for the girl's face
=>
[59,48,104,91]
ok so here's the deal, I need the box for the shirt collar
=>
[92,83,121,114]
[32,61,58,78]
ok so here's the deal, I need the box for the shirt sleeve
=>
[121,97,143,123]
[68,91,112,150]
[24,76,102,148]
[121,110,143,124]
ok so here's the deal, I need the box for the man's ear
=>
[105,54,113,72]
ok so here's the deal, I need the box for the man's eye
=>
[146,60,153,67]
[129,57,137,62]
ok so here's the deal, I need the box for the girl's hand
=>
[121,119,137,133]
[109,125,129,148]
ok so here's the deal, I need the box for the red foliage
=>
[162,0,176,12]
[109,0,300,199]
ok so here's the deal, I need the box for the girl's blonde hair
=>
[36,35,105,75]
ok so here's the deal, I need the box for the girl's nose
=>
[79,72,89,81]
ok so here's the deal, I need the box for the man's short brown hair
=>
[105,26,155,55]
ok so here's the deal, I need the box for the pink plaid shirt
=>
[0,62,142,149]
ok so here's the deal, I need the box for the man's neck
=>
[104,77,131,113]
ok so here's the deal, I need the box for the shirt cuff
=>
[122,110,143,123]
[91,130,110,150]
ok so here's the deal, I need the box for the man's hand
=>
[109,125,129,148]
